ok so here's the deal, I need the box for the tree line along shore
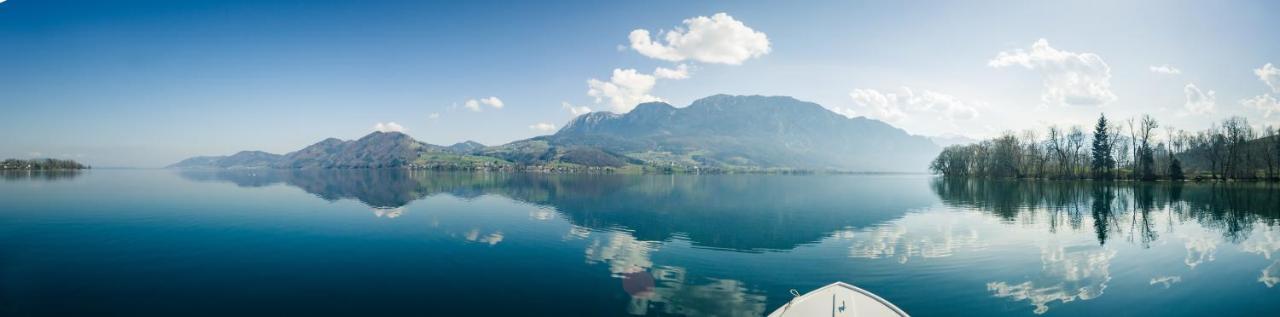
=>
[930,114,1279,181]
[0,159,90,170]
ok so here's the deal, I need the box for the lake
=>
[1,169,1277,316]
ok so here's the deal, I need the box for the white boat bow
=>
[767,282,908,317]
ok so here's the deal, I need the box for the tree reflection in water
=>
[1,170,83,181]
[931,179,1280,247]
[933,179,1280,314]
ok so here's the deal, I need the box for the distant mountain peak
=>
[547,94,940,172]
[632,102,676,112]
[560,112,622,134]
[359,131,411,140]
[446,140,487,154]
[686,94,826,116]
[690,94,799,105]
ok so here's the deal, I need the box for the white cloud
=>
[428,113,440,119]
[373,122,405,133]
[628,13,770,65]
[1183,83,1216,115]
[1149,64,1181,75]
[829,106,858,118]
[849,87,981,122]
[480,96,504,109]
[1257,63,1280,92]
[589,14,765,114]
[653,64,691,80]
[1242,94,1280,118]
[989,39,1116,106]
[584,65,698,113]
[562,102,592,116]
[463,96,504,112]
[529,123,557,132]
[587,68,662,113]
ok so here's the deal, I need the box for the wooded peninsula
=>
[0,159,91,170]
[930,115,1279,181]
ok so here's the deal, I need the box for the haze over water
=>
[1,170,1277,316]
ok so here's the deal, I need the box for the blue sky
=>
[2,0,1278,167]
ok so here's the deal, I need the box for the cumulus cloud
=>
[373,122,405,133]
[589,13,765,113]
[653,64,691,80]
[829,106,858,118]
[529,123,557,132]
[989,39,1116,106]
[480,96,503,109]
[428,113,440,119]
[1240,63,1280,119]
[1242,94,1280,118]
[1183,84,1216,115]
[586,65,694,113]
[849,87,981,122]
[588,68,662,113]
[463,96,504,112]
[1257,63,1280,92]
[628,13,770,65]
[562,102,592,116]
[1149,64,1181,75]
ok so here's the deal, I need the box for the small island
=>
[0,158,91,170]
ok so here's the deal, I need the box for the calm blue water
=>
[1,170,1277,316]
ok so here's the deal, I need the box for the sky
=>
[1,0,1278,167]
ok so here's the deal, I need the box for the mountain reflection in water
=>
[178,169,936,252]
[176,169,943,316]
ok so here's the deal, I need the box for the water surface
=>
[1,170,1277,316]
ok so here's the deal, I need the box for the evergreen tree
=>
[1169,158,1185,180]
[1091,114,1115,179]
[1139,147,1156,180]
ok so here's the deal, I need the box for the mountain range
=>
[170,95,942,172]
